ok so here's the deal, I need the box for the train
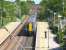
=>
[23,22,33,36]
[23,15,37,36]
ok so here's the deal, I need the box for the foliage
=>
[16,0,34,18]
[0,0,34,27]
[38,0,48,21]
[51,26,58,34]
[39,0,66,21]
[47,0,62,12]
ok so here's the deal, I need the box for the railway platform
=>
[35,22,49,50]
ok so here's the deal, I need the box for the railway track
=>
[0,34,28,50]
[0,30,33,50]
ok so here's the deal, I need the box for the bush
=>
[49,25,58,34]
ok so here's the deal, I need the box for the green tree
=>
[38,0,48,21]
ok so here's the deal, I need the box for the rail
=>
[0,16,29,48]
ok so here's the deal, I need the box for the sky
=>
[5,0,42,4]
[33,0,41,4]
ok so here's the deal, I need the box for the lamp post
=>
[54,12,56,26]
[47,9,54,48]
[58,14,62,44]
[62,0,65,19]
[58,15,62,31]
[48,9,56,26]
[62,0,64,14]
[58,15,62,29]
[47,9,53,21]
